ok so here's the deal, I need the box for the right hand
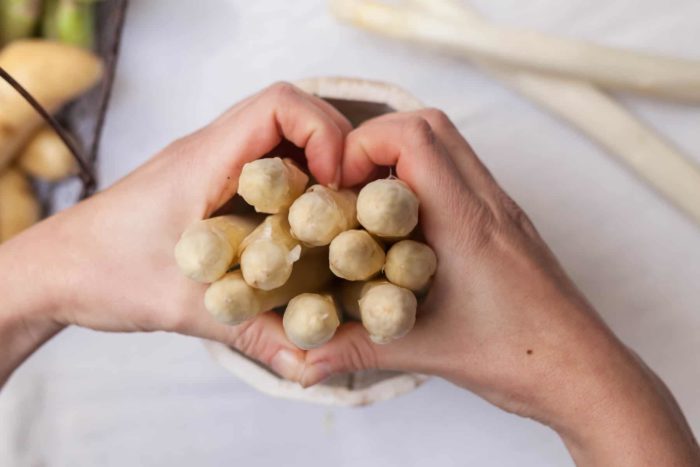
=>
[305,110,699,466]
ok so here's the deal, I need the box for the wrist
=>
[0,230,65,387]
[543,336,699,466]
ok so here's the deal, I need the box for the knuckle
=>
[265,81,298,101]
[402,116,436,149]
[341,334,379,372]
[420,108,452,131]
[485,189,541,241]
[231,318,265,357]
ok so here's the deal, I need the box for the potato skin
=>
[0,39,103,169]
[18,127,76,181]
[0,168,41,243]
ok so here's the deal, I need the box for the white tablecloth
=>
[1,1,699,465]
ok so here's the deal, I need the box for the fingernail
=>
[270,349,305,382]
[329,166,342,190]
[300,362,333,388]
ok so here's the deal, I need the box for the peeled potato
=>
[17,127,76,181]
[0,39,103,169]
[0,168,41,242]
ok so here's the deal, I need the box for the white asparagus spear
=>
[329,229,385,281]
[330,0,700,103]
[174,215,259,283]
[339,280,417,344]
[204,249,332,325]
[408,0,700,225]
[283,293,340,350]
[238,214,302,291]
[356,178,419,238]
[237,157,309,214]
[384,239,437,292]
[288,185,358,246]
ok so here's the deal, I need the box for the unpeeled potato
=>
[0,168,41,242]
[0,39,103,169]
[17,127,76,181]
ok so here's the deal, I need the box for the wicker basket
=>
[204,77,429,407]
[3,0,129,214]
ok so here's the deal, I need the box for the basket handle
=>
[0,66,97,198]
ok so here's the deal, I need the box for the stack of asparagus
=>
[175,157,438,349]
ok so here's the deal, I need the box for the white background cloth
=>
[2,1,699,465]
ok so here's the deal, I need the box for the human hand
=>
[303,110,699,465]
[0,82,351,383]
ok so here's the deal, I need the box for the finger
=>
[344,110,497,194]
[342,112,461,190]
[341,114,476,238]
[197,82,347,209]
[306,94,354,137]
[302,321,433,387]
[398,109,499,196]
[186,309,306,383]
[302,322,380,387]
[303,94,355,188]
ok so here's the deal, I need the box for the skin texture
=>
[0,83,697,466]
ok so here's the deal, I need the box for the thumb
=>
[301,321,396,387]
[190,310,307,383]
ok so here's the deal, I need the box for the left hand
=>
[0,82,351,383]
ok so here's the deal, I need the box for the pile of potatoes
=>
[0,39,103,243]
[175,157,437,349]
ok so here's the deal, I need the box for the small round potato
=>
[17,127,76,181]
